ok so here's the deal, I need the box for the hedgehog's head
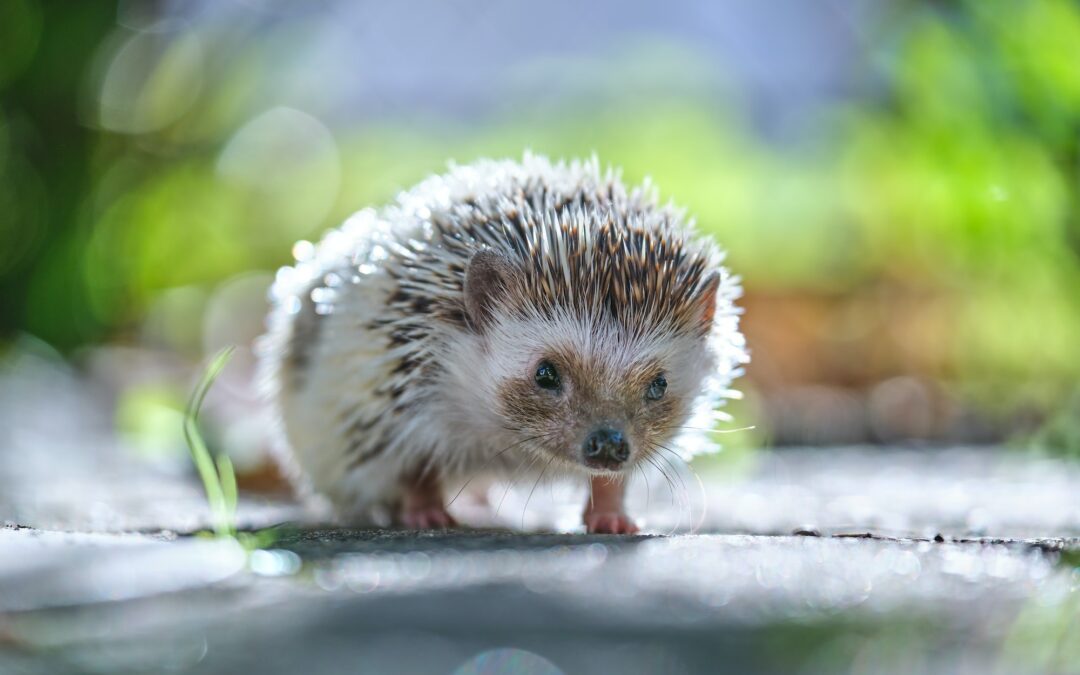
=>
[457,245,725,475]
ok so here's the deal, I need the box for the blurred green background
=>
[2,0,1079,478]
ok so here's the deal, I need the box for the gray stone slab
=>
[1,447,1078,675]
[2,526,1077,675]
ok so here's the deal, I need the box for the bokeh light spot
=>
[98,28,205,134]
[453,648,564,675]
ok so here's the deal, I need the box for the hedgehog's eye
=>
[646,374,667,401]
[535,360,561,391]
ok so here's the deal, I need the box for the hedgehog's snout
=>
[582,427,630,470]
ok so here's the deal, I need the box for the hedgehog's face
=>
[484,323,714,475]
[461,248,722,474]
[533,359,669,470]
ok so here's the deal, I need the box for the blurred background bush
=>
[2,0,1079,489]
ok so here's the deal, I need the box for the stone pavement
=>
[1,447,1078,675]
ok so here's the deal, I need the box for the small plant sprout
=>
[183,346,239,538]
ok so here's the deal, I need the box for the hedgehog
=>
[256,153,747,534]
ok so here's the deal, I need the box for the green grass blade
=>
[216,451,238,534]
[183,346,237,537]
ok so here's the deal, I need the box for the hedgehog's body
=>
[257,155,746,532]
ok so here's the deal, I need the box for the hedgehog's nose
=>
[583,428,629,469]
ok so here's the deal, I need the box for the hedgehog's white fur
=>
[255,153,747,522]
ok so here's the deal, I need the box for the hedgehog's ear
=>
[690,272,720,334]
[464,249,514,332]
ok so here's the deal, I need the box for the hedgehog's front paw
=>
[584,475,637,534]
[583,511,639,535]
[399,473,456,530]
[400,505,457,530]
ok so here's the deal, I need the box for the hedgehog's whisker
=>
[496,448,544,519]
[657,424,756,434]
[446,431,557,507]
[521,453,557,530]
[690,467,709,535]
[636,462,650,515]
[650,441,706,534]
[643,452,683,536]
[655,444,695,500]
[650,442,690,503]
[646,442,693,532]
[643,453,676,509]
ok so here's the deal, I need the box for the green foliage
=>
[3,0,1080,437]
